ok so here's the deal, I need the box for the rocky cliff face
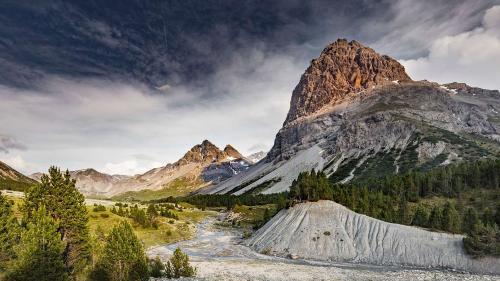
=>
[284,39,411,125]
[210,40,500,195]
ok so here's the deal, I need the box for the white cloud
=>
[0,154,28,171]
[102,160,163,175]
[365,0,495,59]
[400,5,500,90]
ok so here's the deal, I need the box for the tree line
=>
[154,192,288,211]
[288,159,500,257]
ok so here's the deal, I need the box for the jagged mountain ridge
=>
[30,140,250,197]
[209,39,500,195]
[30,168,130,195]
[0,160,37,191]
[176,140,243,166]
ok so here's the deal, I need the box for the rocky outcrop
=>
[284,39,411,125]
[247,201,500,274]
[202,159,251,185]
[176,140,228,165]
[114,140,250,196]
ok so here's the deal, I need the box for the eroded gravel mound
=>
[247,200,500,274]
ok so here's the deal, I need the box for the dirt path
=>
[148,217,499,281]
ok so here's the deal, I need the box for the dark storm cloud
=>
[0,0,390,87]
[2,0,497,88]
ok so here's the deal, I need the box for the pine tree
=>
[0,194,20,267]
[165,248,196,278]
[441,202,461,233]
[428,206,443,230]
[22,167,91,275]
[148,257,166,278]
[147,204,158,218]
[6,206,68,281]
[463,223,500,257]
[91,220,149,281]
[463,208,479,235]
[411,205,429,227]
[495,204,500,226]
[482,208,495,226]
[263,208,271,222]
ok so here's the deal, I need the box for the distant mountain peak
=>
[76,168,100,174]
[246,151,267,164]
[176,140,244,165]
[223,144,243,159]
[285,38,411,125]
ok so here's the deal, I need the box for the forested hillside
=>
[289,159,500,257]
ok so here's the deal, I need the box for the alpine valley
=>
[2,38,500,280]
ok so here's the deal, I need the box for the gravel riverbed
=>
[148,217,499,281]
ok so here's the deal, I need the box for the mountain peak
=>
[176,140,244,165]
[201,139,215,146]
[74,168,106,177]
[223,144,243,159]
[284,39,411,124]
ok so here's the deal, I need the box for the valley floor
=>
[148,217,499,281]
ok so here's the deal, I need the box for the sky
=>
[0,0,499,175]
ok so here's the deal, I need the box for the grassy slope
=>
[5,194,212,248]
[0,178,35,192]
[89,203,213,248]
[0,161,37,192]
[112,178,206,202]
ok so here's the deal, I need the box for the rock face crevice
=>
[247,201,500,274]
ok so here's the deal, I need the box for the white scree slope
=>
[247,200,500,274]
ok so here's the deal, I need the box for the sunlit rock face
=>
[283,39,411,125]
